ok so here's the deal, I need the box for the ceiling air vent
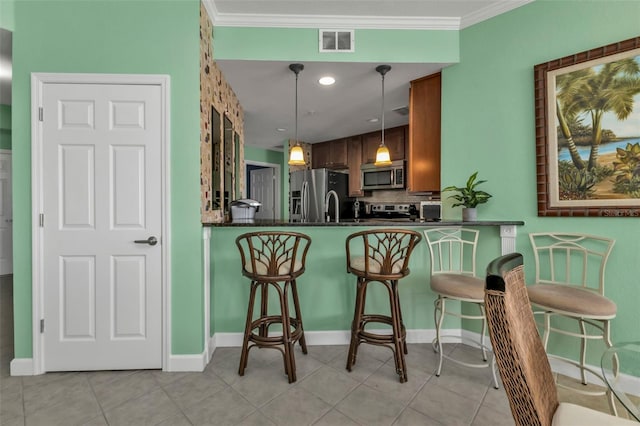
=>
[319,30,354,52]
[392,106,409,116]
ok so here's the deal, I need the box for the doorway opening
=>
[245,161,280,220]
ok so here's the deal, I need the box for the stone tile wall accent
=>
[200,2,245,223]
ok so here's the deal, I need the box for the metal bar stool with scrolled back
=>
[345,229,422,383]
[235,231,311,383]
[423,228,499,388]
[527,232,618,414]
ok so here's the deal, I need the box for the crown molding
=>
[213,13,459,31]
[204,0,532,31]
[460,0,534,29]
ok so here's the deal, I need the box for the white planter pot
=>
[462,207,477,222]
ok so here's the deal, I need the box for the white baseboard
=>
[165,352,207,372]
[11,354,207,375]
[10,358,35,376]
[548,357,640,397]
[211,328,453,348]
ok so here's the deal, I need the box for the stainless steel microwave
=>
[361,160,405,190]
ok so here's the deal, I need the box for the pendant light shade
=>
[374,64,393,167]
[288,63,306,166]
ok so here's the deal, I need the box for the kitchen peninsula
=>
[204,220,523,349]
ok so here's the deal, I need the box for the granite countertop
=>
[206,219,525,227]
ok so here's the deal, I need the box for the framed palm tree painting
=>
[535,36,640,217]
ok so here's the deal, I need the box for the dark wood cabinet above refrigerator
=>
[311,138,348,169]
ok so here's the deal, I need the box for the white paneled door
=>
[41,82,163,371]
[251,167,275,220]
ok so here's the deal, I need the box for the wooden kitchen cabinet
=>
[346,135,364,197]
[312,138,348,169]
[407,72,441,193]
[361,126,406,165]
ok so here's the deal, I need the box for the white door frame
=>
[31,73,171,374]
[245,160,281,219]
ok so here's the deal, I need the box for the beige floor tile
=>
[261,387,332,426]
[231,365,295,407]
[363,357,430,404]
[183,386,256,425]
[298,365,360,406]
[329,351,385,383]
[23,373,93,415]
[236,410,277,426]
[393,407,444,426]
[163,371,227,411]
[409,380,482,426]
[103,389,181,426]
[25,387,102,426]
[92,370,159,411]
[313,409,360,426]
[336,384,406,426]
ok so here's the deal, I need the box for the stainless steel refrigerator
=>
[290,169,350,222]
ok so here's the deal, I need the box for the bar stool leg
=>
[347,277,366,371]
[280,281,296,383]
[389,280,407,383]
[434,296,446,376]
[479,304,488,362]
[290,279,308,354]
[239,280,259,376]
[259,284,269,338]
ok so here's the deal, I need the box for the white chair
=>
[485,253,635,425]
[527,232,617,412]
[423,228,498,387]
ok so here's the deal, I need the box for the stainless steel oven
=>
[361,160,405,190]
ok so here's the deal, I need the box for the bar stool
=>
[423,228,499,388]
[345,229,421,383]
[235,231,311,383]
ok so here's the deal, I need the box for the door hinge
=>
[39,213,44,227]
[40,319,45,333]
[39,107,44,122]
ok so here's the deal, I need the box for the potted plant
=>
[442,172,492,221]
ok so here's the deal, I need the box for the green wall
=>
[214,27,459,64]
[12,1,203,357]
[0,0,14,30]
[211,226,503,333]
[442,0,640,364]
[0,105,10,150]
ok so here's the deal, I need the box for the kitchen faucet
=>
[325,190,340,223]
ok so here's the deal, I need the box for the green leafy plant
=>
[612,142,640,196]
[442,172,492,208]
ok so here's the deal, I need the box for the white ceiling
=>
[211,0,532,150]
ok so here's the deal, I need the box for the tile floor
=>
[1,276,634,426]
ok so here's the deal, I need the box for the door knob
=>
[134,236,158,246]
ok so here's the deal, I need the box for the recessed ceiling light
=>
[318,76,335,86]
[367,118,379,123]
[276,128,287,132]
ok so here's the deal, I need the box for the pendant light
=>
[288,63,306,166]
[374,64,392,166]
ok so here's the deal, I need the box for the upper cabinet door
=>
[407,73,441,193]
[312,138,348,169]
[361,126,406,164]
[346,135,364,197]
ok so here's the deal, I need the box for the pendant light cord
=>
[295,70,299,145]
[381,71,385,146]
